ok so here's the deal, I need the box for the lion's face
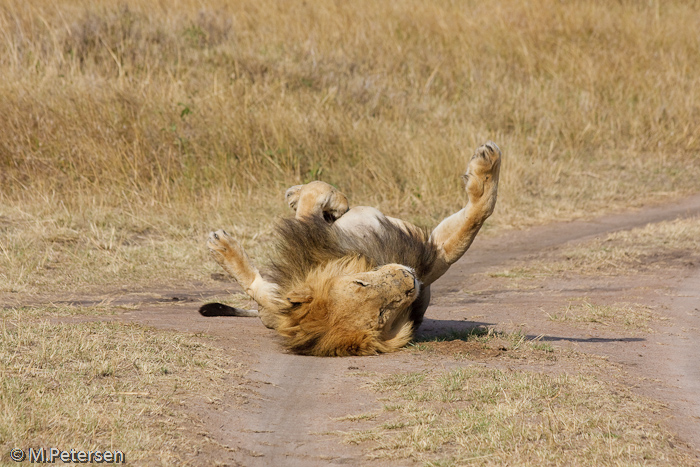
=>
[327,264,419,331]
[277,262,420,356]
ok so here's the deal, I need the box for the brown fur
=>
[274,257,414,356]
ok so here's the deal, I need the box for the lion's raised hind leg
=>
[424,142,502,285]
[285,181,349,222]
[206,230,284,329]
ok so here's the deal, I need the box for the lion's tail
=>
[198,303,259,317]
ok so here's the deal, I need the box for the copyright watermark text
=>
[9,448,125,464]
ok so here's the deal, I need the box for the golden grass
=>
[0,204,225,295]
[1,303,115,318]
[339,366,692,466]
[0,307,241,465]
[547,300,655,332]
[1,2,699,462]
[488,216,700,280]
[2,0,700,294]
[561,217,700,272]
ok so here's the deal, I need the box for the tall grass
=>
[1,0,699,290]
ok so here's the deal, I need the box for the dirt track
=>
[90,194,700,465]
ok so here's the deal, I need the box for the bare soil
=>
[10,194,700,466]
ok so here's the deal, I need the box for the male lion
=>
[200,142,501,356]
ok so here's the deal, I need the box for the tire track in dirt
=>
[651,269,700,450]
[222,352,379,466]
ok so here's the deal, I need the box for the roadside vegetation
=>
[546,300,655,332]
[487,216,700,280]
[333,330,693,465]
[2,0,699,464]
[338,364,690,466]
[0,306,239,465]
[2,0,700,295]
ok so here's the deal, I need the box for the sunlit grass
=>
[2,0,700,294]
[0,307,242,464]
[337,366,691,465]
[487,217,700,280]
[547,300,655,331]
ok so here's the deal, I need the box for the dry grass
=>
[560,217,700,272]
[488,216,700,280]
[332,332,691,464]
[338,366,692,466]
[1,303,116,319]
[0,307,242,465]
[0,204,224,295]
[1,2,699,463]
[547,300,655,332]
[2,0,700,294]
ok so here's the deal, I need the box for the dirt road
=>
[122,194,700,465]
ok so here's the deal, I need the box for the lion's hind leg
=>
[204,230,283,329]
[285,181,349,222]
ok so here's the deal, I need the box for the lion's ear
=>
[285,285,313,306]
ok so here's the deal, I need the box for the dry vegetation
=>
[488,216,700,280]
[2,0,700,464]
[338,364,691,466]
[0,306,240,465]
[559,216,700,273]
[333,331,692,465]
[411,327,556,357]
[2,0,700,295]
[548,300,655,332]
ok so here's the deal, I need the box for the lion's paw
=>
[284,181,349,221]
[464,142,502,202]
[285,185,303,211]
[207,230,241,264]
[468,141,501,176]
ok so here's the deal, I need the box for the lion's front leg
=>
[424,142,502,285]
[207,230,284,329]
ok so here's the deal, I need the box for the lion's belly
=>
[332,206,387,238]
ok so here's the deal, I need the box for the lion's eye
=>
[354,280,369,287]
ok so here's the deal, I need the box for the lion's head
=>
[275,257,420,356]
[265,216,436,356]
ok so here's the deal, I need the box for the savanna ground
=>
[1,0,700,465]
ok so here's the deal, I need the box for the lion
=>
[199,142,501,356]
